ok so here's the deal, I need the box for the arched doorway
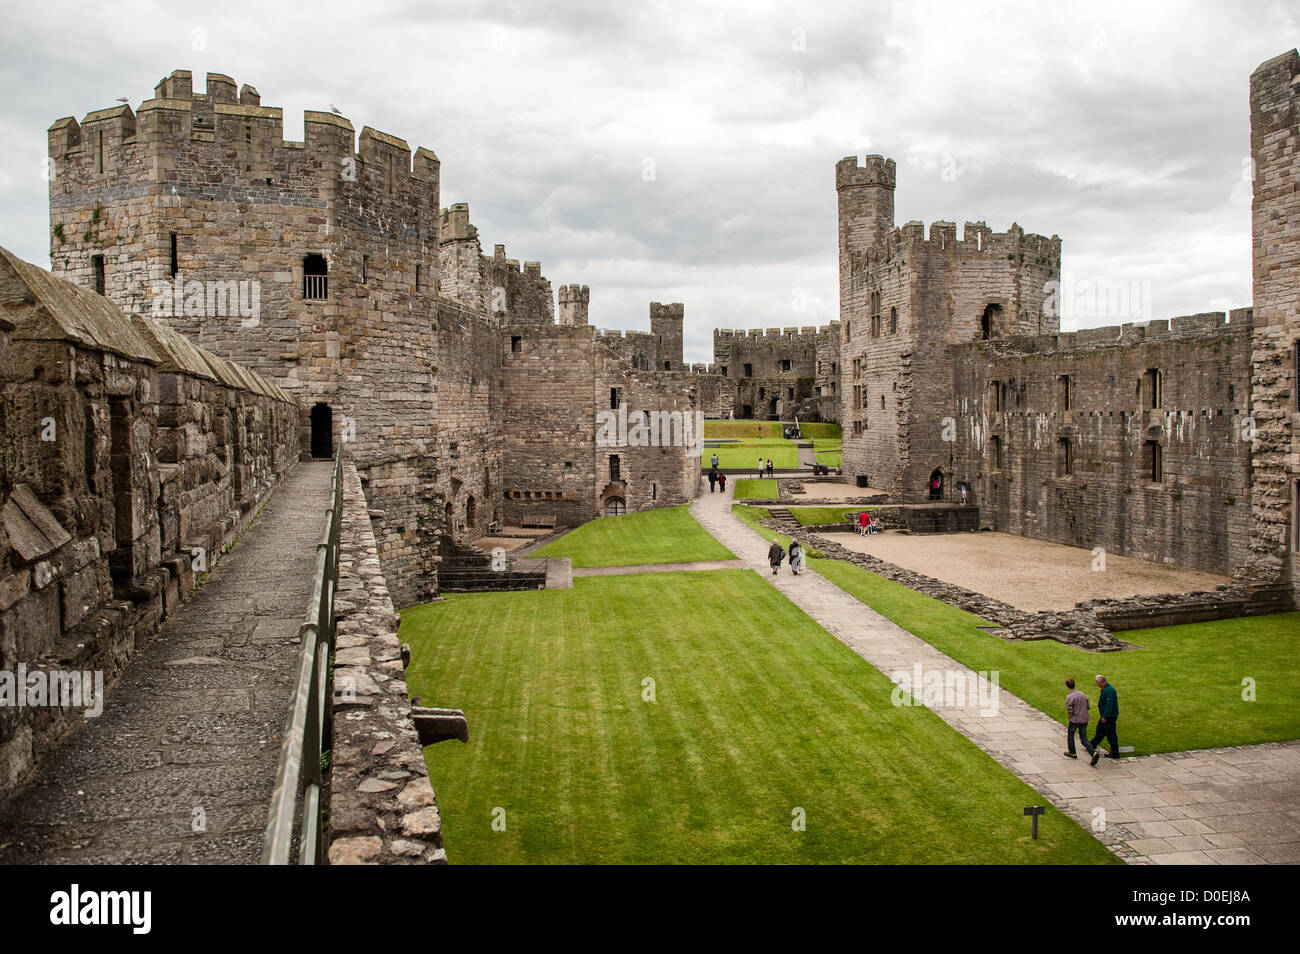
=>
[605,497,626,516]
[310,403,332,459]
[465,495,476,529]
[928,468,944,501]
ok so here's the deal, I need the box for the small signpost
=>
[1024,805,1045,839]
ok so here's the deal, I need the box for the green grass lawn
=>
[813,438,842,468]
[702,437,798,471]
[703,420,787,440]
[402,570,1116,864]
[732,504,823,557]
[732,479,779,499]
[789,506,859,526]
[812,559,1300,754]
[799,422,842,440]
[532,505,736,567]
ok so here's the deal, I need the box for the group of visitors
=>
[706,453,727,493]
[857,510,880,535]
[757,457,774,478]
[766,539,804,576]
[1064,676,1121,765]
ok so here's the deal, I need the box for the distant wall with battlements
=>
[710,323,841,424]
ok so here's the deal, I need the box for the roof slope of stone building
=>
[0,244,290,402]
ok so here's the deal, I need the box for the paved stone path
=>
[690,486,1300,865]
[0,462,333,864]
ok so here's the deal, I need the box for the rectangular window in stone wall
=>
[989,435,1002,471]
[1144,440,1163,483]
[511,336,522,353]
[1056,438,1073,477]
[853,385,861,408]
[169,233,178,277]
[609,455,621,481]
[92,255,105,296]
[780,359,792,372]
[890,307,898,334]
[990,380,1002,412]
[610,388,622,409]
[853,358,862,380]
[1144,369,1162,410]
[1057,375,1072,412]
[744,363,752,377]
[853,420,863,436]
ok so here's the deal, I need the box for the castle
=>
[43,70,702,609]
[833,51,1299,596]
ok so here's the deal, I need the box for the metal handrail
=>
[262,444,344,864]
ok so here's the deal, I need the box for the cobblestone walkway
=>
[691,486,1300,865]
[0,462,333,864]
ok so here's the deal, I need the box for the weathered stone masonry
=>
[0,246,298,797]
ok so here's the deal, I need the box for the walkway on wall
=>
[0,462,334,864]
[689,486,1300,865]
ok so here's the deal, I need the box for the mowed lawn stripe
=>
[532,504,736,567]
[402,570,1115,864]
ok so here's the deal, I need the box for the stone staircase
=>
[438,541,550,593]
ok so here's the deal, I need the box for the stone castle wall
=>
[949,312,1255,575]
[711,323,841,423]
[0,247,298,796]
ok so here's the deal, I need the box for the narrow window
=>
[780,359,792,372]
[1144,368,1162,410]
[511,335,522,353]
[870,291,881,339]
[303,253,328,300]
[852,358,862,380]
[721,365,728,377]
[1057,438,1073,477]
[989,436,1002,471]
[609,455,621,481]
[990,379,1002,412]
[361,254,369,284]
[169,233,178,278]
[743,363,752,377]
[889,306,898,334]
[1146,440,1163,483]
[92,254,105,296]
[610,387,622,410]
[97,129,105,174]
[1057,374,1072,411]
[415,263,422,291]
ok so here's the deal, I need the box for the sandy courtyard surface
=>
[830,531,1229,612]
[788,481,889,499]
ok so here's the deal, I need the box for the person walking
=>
[858,510,869,536]
[1063,678,1093,759]
[708,468,718,493]
[758,456,765,479]
[710,452,719,470]
[788,540,804,575]
[767,539,784,576]
[718,472,727,493]
[1089,675,1120,765]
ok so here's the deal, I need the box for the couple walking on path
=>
[767,538,804,575]
[1064,676,1121,765]
[706,454,727,493]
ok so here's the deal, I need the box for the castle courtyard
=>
[832,530,1231,612]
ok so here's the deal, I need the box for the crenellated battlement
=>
[850,218,1062,269]
[835,155,896,191]
[49,70,440,204]
[714,324,839,341]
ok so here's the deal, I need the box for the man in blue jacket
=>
[1089,675,1120,766]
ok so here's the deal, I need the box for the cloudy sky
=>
[0,1,1294,362]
